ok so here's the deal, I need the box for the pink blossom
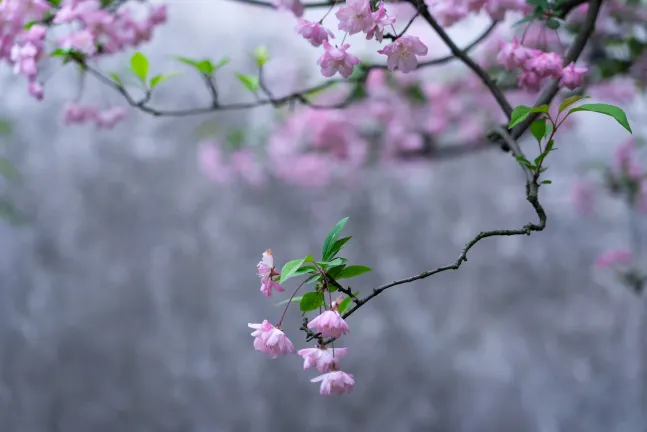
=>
[59,29,97,56]
[257,249,285,297]
[428,1,469,27]
[595,249,632,270]
[273,0,304,16]
[560,62,587,90]
[518,70,543,92]
[317,40,361,78]
[10,43,39,79]
[296,19,334,47]
[311,370,355,396]
[63,102,97,125]
[525,52,563,78]
[496,37,536,70]
[366,3,395,42]
[297,346,349,372]
[248,320,296,358]
[308,310,350,338]
[571,180,595,214]
[94,107,127,129]
[21,24,47,43]
[198,141,231,183]
[336,0,374,35]
[28,81,43,100]
[378,35,428,73]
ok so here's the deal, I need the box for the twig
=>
[319,126,546,345]
[408,0,513,118]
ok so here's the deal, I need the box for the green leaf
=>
[300,291,324,312]
[304,254,315,262]
[235,73,259,92]
[568,103,632,133]
[276,296,303,306]
[322,217,349,261]
[0,199,26,226]
[337,296,354,314]
[509,105,531,128]
[254,46,270,68]
[109,72,123,87]
[327,265,346,279]
[336,265,372,279]
[130,52,149,82]
[0,119,12,136]
[0,158,19,181]
[149,73,180,89]
[50,48,72,58]
[226,128,245,148]
[558,95,589,113]
[530,118,547,143]
[197,60,214,75]
[279,258,307,284]
[292,267,316,277]
[214,57,230,70]
[508,104,549,129]
[24,20,38,30]
[541,180,552,184]
[545,18,560,29]
[326,236,351,260]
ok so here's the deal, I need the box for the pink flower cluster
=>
[292,0,429,77]
[572,138,647,214]
[249,251,355,396]
[63,102,128,129]
[2,0,167,124]
[497,37,587,92]
[427,0,529,28]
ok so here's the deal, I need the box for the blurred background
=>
[0,0,646,431]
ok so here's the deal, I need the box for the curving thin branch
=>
[407,0,513,118]
[313,126,547,345]
[74,20,500,115]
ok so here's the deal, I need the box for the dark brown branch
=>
[408,0,513,118]
[316,126,546,346]
[76,20,499,115]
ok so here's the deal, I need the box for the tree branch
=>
[315,126,546,345]
[75,21,499,115]
[407,0,513,118]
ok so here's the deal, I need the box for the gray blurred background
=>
[0,1,646,431]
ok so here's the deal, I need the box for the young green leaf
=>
[541,180,552,184]
[568,103,632,133]
[109,72,123,87]
[254,46,270,68]
[235,73,259,92]
[327,236,351,260]
[279,257,307,284]
[149,73,180,89]
[130,52,149,82]
[336,265,372,279]
[0,158,19,181]
[337,294,359,314]
[530,118,547,143]
[275,296,303,306]
[300,291,324,312]
[197,60,214,75]
[214,57,230,70]
[508,104,549,129]
[558,95,589,113]
[322,217,349,261]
